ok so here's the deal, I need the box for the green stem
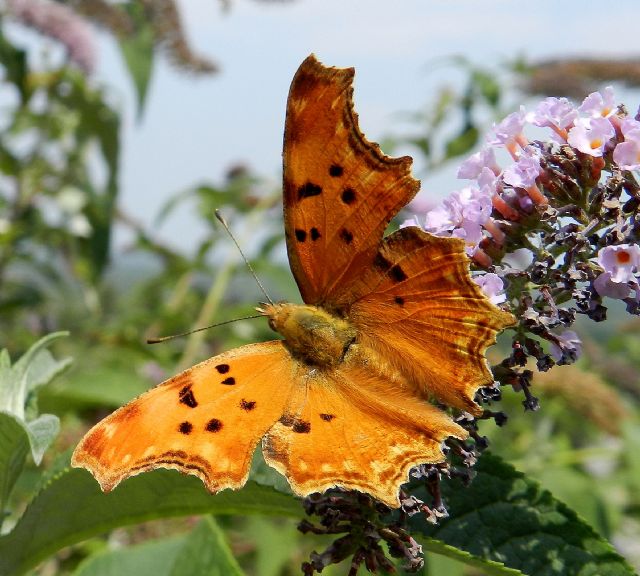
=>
[175,192,280,370]
[177,259,234,372]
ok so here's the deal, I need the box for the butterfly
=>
[72,54,514,508]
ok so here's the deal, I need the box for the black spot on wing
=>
[394,296,405,306]
[221,377,235,386]
[298,182,322,200]
[295,229,307,242]
[178,421,193,434]
[205,418,223,432]
[374,252,393,272]
[293,420,311,433]
[389,264,408,282]
[320,413,335,422]
[339,228,353,244]
[178,385,198,408]
[310,227,321,241]
[341,187,356,204]
[240,399,256,411]
[329,164,343,177]
[215,364,230,374]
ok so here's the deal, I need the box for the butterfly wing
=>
[346,226,515,414]
[72,342,296,493]
[262,359,465,508]
[283,55,420,307]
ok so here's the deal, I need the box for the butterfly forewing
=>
[283,55,420,309]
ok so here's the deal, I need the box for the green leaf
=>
[0,414,29,521]
[0,334,69,526]
[0,332,71,419]
[40,346,152,411]
[23,414,60,465]
[249,448,293,495]
[169,517,245,576]
[0,333,69,479]
[0,468,301,576]
[411,452,636,576]
[118,2,155,116]
[73,517,244,576]
[0,28,29,103]
[444,125,479,159]
[245,517,298,576]
[422,537,524,575]
[74,534,187,576]
[472,69,501,108]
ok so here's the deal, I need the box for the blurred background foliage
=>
[0,1,639,575]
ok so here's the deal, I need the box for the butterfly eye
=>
[268,318,277,332]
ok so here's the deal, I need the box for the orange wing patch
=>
[283,55,420,308]
[72,342,295,492]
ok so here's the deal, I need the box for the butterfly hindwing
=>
[262,359,465,507]
[283,55,420,308]
[72,342,296,492]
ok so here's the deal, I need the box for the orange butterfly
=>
[72,55,513,507]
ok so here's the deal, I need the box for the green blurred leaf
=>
[51,71,120,281]
[412,452,636,576]
[0,27,29,103]
[0,468,301,576]
[40,346,152,412]
[444,125,479,159]
[118,3,155,116]
[621,422,640,508]
[472,69,501,108]
[73,517,245,576]
[169,516,245,576]
[246,517,298,576]
[73,534,186,576]
[407,136,431,159]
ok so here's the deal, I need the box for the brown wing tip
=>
[296,53,355,83]
[291,54,418,184]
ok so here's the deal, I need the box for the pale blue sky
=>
[93,0,640,249]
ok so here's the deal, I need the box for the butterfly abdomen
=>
[261,302,356,367]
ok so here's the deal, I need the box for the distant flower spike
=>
[6,0,96,73]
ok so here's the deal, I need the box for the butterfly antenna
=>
[215,209,274,305]
[147,314,263,344]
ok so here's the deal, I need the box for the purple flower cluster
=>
[406,87,640,270]
[404,86,640,408]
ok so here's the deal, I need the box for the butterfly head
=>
[256,302,356,367]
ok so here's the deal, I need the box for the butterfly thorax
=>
[259,302,357,368]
